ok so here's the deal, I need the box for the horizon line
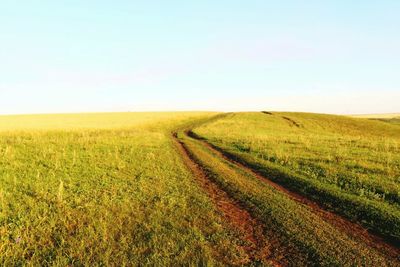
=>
[0,110,398,117]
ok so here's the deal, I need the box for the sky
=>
[0,1,399,114]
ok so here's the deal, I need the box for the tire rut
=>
[186,130,400,259]
[172,133,282,266]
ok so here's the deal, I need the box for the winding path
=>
[172,116,400,265]
[172,133,281,266]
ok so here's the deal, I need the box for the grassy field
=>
[0,112,256,265]
[351,113,400,119]
[193,112,400,241]
[1,112,399,265]
[351,113,400,125]
[178,130,398,265]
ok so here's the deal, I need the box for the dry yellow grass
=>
[350,113,400,119]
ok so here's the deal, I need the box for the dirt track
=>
[172,123,400,264]
[187,130,400,258]
[172,133,282,266]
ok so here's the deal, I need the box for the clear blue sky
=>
[1,1,399,114]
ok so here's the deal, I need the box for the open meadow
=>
[3,0,399,265]
[0,112,399,266]
[0,112,251,265]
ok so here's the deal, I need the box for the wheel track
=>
[186,130,400,260]
[172,133,282,266]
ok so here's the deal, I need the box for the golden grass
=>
[0,112,213,131]
[350,113,400,119]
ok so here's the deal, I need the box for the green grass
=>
[0,112,252,265]
[193,112,400,240]
[178,130,398,266]
[1,111,398,265]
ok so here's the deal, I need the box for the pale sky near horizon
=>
[0,1,399,115]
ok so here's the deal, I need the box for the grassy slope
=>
[178,130,398,266]
[351,113,400,126]
[0,112,251,265]
[351,113,400,119]
[193,112,400,240]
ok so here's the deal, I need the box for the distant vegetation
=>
[351,113,400,119]
[376,118,400,125]
[351,113,400,126]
